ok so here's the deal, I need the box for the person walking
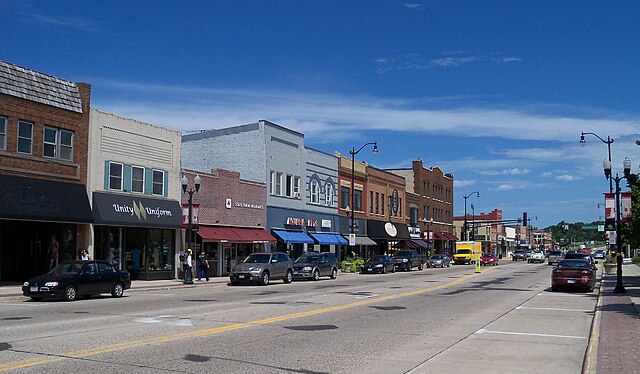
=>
[48,235,59,270]
[80,249,91,261]
[197,250,209,282]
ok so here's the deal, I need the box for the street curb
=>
[582,268,604,374]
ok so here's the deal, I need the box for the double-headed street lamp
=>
[347,142,377,258]
[604,157,632,294]
[423,217,434,255]
[580,132,614,193]
[181,174,201,285]
[462,191,480,241]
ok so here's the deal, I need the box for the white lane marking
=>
[354,294,379,299]
[0,303,49,307]
[474,328,586,339]
[536,292,591,297]
[516,306,593,312]
[134,316,193,327]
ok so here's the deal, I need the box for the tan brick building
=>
[0,61,92,281]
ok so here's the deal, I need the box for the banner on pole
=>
[604,193,615,220]
[621,192,632,222]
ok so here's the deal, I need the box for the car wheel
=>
[284,270,293,283]
[447,262,450,267]
[312,269,320,281]
[111,282,124,298]
[391,266,396,273]
[30,297,43,302]
[382,265,387,274]
[260,272,270,286]
[418,262,424,271]
[64,285,77,301]
[330,268,338,279]
[407,262,412,271]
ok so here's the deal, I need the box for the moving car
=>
[512,250,527,261]
[528,251,545,263]
[393,250,425,271]
[563,251,598,270]
[427,254,451,268]
[480,253,499,266]
[551,259,596,292]
[229,252,293,286]
[593,250,606,260]
[361,255,395,274]
[22,261,131,301]
[547,250,563,265]
[293,252,338,280]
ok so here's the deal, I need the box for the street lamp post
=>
[470,204,475,241]
[181,174,201,285]
[423,217,434,255]
[462,191,480,241]
[604,157,632,294]
[527,216,537,250]
[348,142,378,259]
[580,132,614,193]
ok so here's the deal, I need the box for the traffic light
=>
[523,212,528,226]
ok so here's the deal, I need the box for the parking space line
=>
[474,328,586,339]
[515,306,594,312]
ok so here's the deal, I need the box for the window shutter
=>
[144,168,153,195]
[163,171,168,197]
[104,161,110,190]
[123,164,132,192]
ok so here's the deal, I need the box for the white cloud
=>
[375,53,522,73]
[454,180,476,188]
[480,168,530,176]
[555,174,580,181]
[25,13,99,31]
[540,171,553,177]
[403,3,425,11]
[496,184,515,190]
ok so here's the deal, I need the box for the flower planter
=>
[603,263,617,275]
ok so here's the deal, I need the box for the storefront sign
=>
[93,192,182,229]
[321,219,332,228]
[384,222,398,237]
[307,219,318,227]
[234,201,264,210]
[408,226,421,238]
[287,217,305,226]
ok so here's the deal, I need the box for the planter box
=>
[604,263,617,275]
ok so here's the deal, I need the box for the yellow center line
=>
[0,268,492,371]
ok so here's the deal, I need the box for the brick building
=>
[181,168,275,277]
[387,159,456,255]
[0,61,93,281]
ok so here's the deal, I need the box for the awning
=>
[354,235,377,246]
[444,233,459,241]
[367,220,411,240]
[310,233,348,245]
[432,232,448,240]
[198,226,242,242]
[232,227,276,243]
[408,239,430,250]
[0,174,93,223]
[93,192,182,228]
[272,230,315,244]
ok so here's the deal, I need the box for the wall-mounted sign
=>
[408,226,421,238]
[384,222,398,237]
[225,198,232,209]
[307,219,319,227]
[93,192,182,229]
[321,219,332,228]
[234,201,264,209]
[287,217,305,226]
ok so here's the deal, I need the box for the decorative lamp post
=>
[604,157,632,294]
[348,142,377,259]
[181,174,201,285]
[470,203,475,241]
[423,217,434,255]
[462,191,480,241]
[580,132,614,193]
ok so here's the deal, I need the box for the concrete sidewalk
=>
[596,263,640,374]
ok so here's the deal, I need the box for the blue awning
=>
[310,233,348,245]
[272,230,315,244]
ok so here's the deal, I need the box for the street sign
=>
[349,233,356,246]
[581,225,598,230]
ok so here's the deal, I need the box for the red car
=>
[480,253,499,266]
[551,259,596,292]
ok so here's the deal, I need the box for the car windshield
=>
[368,256,386,262]
[295,255,319,264]
[430,255,444,259]
[457,249,471,254]
[558,260,589,268]
[549,251,562,256]
[49,262,82,275]
[393,251,411,257]
[243,254,271,264]
[515,251,525,254]
[482,253,493,257]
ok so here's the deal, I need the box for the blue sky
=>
[3,1,640,228]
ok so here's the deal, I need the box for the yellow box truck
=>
[453,241,483,265]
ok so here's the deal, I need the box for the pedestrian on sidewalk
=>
[197,250,210,282]
[183,249,194,284]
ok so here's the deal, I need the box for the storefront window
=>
[147,229,173,271]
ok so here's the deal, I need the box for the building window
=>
[369,191,374,213]
[375,192,380,214]
[152,169,165,195]
[310,180,320,204]
[410,206,419,226]
[340,186,349,209]
[276,172,283,195]
[326,183,335,206]
[294,176,300,198]
[109,162,123,190]
[43,127,74,161]
[354,189,362,211]
[132,166,145,193]
[286,175,293,197]
[270,171,275,195]
[17,121,33,154]
[0,116,6,150]
[381,194,385,215]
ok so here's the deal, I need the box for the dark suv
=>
[229,252,293,286]
[512,250,527,261]
[293,252,338,280]
[393,250,425,271]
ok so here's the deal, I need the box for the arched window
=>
[310,180,320,204]
[325,183,334,206]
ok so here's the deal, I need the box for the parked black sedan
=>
[22,261,131,301]
[360,255,395,274]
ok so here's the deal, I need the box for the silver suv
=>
[229,252,293,286]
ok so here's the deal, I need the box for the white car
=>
[528,251,545,263]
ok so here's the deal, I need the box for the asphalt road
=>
[0,260,600,373]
